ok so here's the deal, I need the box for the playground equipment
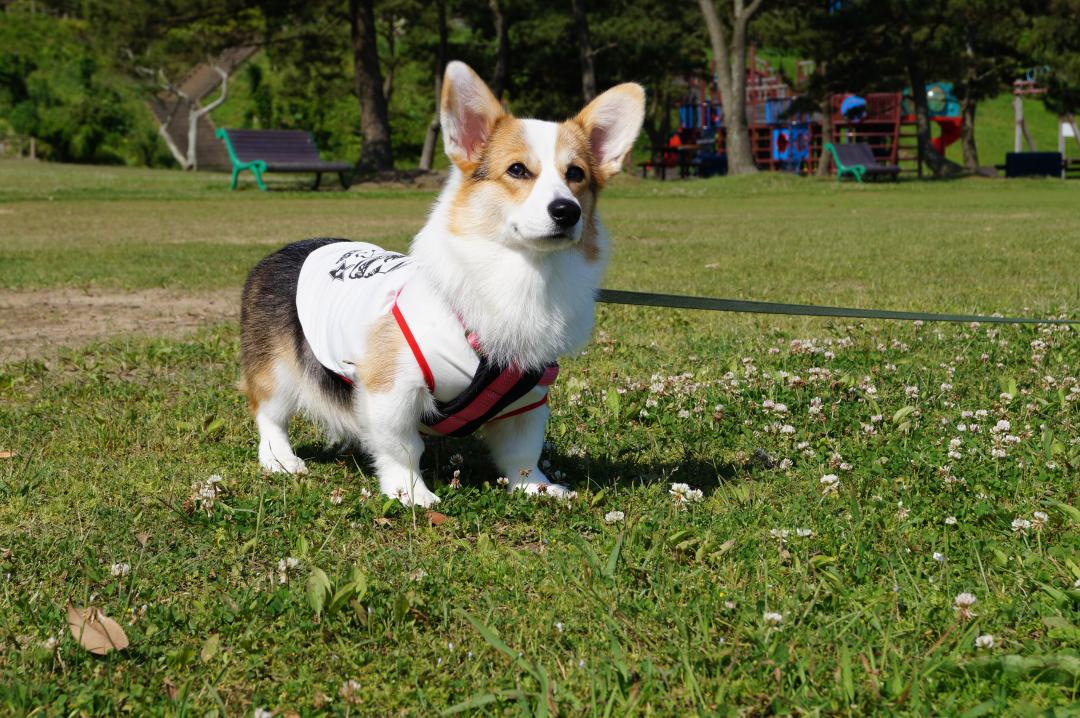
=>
[1009,67,1079,178]
[1013,68,1048,153]
[673,49,964,177]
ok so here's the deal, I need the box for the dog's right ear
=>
[440,61,505,172]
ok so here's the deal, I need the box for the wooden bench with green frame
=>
[824,142,901,183]
[216,128,353,191]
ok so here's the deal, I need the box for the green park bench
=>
[216,128,353,191]
[824,142,901,183]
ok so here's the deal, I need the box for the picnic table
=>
[216,128,353,191]
[641,144,702,180]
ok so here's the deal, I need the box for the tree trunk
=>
[960,95,979,171]
[816,93,833,177]
[349,0,394,175]
[489,0,510,102]
[571,0,597,103]
[698,0,762,175]
[903,46,957,177]
[383,13,396,105]
[419,0,448,172]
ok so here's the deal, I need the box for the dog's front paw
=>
[260,452,308,475]
[512,480,574,500]
[391,484,441,508]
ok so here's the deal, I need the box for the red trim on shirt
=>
[392,300,435,394]
[489,394,549,421]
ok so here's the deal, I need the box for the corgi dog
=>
[240,62,644,507]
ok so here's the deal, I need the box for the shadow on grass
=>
[292,435,760,498]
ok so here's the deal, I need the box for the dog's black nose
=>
[547,199,581,229]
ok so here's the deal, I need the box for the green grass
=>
[2,160,1080,716]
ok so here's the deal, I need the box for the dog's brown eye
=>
[507,162,531,179]
[565,165,585,183]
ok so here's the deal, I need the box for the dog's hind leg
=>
[249,364,308,475]
[256,399,307,475]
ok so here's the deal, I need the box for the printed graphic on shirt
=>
[328,247,411,282]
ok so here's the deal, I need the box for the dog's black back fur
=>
[241,238,355,409]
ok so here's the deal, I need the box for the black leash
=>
[596,289,1080,326]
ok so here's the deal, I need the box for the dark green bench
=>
[216,128,353,191]
[825,142,900,183]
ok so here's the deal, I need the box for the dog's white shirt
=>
[296,241,551,429]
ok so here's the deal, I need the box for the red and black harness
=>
[330,298,558,438]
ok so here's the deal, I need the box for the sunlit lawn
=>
[1,159,1079,716]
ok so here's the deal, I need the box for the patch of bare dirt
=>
[0,287,239,364]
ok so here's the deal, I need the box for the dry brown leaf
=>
[373,517,392,527]
[426,511,450,526]
[162,677,178,701]
[66,604,129,655]
[0,451,13,459]
[134,531,150,547]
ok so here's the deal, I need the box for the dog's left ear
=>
[574,83,646,181]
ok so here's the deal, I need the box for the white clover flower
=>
[1011,518,1032,534]
[276,557,300,585]
[975,634,995,649]
[769,529,790,541]
[1032,511,1049,530]
[905,385,920,398]
[779,458,793,470]
[992,419,1011,434]
[763,611,784,626]
[604,510,625,524]
[339,679,362,705]
[329,487,345,505]
[991,447,1007,459]
[669,483,703,505]
[677,409,691,419]
[254,708,274,718]
[954,592,977,620]
[795,528,813,538]
[111,562,131,578]
[933,552,945,562]
[190,474,225,516]
[820,474,840,495]
[944,516,958,526]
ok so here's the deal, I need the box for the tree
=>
[571,0,597,102]
[349,0,394,174]
[419,0,449,171]
[488,0,511,101]
[1025,0,1080,116]
[943,0,1030,170]
[698,0,766,175]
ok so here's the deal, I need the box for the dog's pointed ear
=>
[441,61,505,171]
[574,83,646,181]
